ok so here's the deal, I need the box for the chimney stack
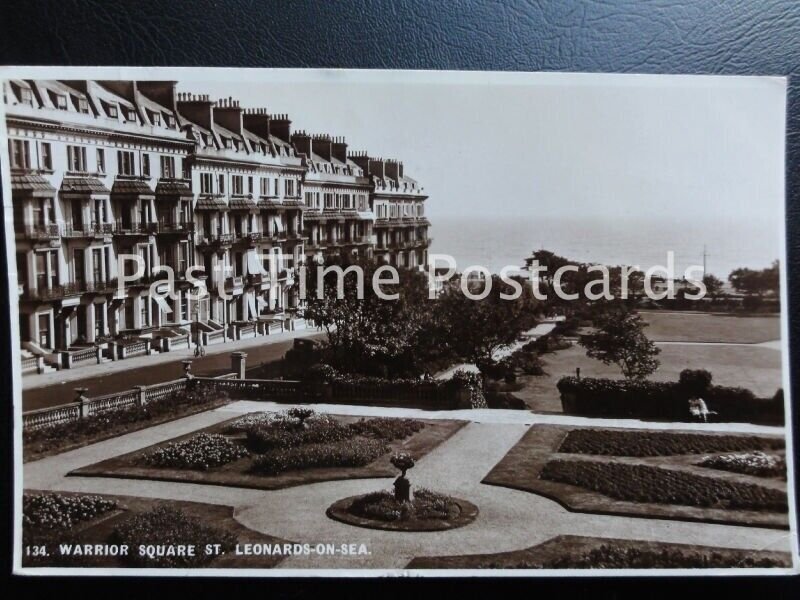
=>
[213,96,243,134]
[311,134,332,162]
[269,113,292,143]
[331,136,348,163]
[176,92,215,130]
[291,130,312,157]
[385,159,404,180]
[137,81,178,112]
[242,107,271,139]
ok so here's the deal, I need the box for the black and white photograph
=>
[1,66,796,576]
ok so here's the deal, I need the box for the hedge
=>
[557,375,783,425]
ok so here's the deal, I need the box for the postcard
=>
[2,67,795,575]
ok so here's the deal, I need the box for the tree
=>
[579,309,661,379]
[728,261,780,297]
[301,256,441,377]
[702,274,724,300]
[435,275,538,365]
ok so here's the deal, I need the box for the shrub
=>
[540,459,788,512]
[557,376,784,424]
[348,488,454,522]
[287,407,315,425]
[699,452,786,479]
[251,437,389,475]
[558,429,784,457]
[142,433,249,470]
[111,506,236,567]
[545,544,788,569]
[23,493,117,532]
[347,417,424,441]
[221,411,291,434]
[678,369,713,396]
[245,415,354,453]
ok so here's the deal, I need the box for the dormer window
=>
[75,96,89,114]
[105,102,119,118]
[19,87,33,106]
[149,110,161,126]
[53,93,67,110]
[223,138,232,149]
[123,107,136,121]
[165,114,175,128]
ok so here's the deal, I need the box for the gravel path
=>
[23,401,795,570]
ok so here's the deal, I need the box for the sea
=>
[429,215,783,280]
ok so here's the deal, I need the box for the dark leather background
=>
[2,0,799,590]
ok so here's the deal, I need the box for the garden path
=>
[23,401,794,571]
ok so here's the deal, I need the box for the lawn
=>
[640,311,780,344]
[70,412,465,491]
[406,535,791,569]
[482,424,789,529]
[22,491,288,569]
[515,328,782,413]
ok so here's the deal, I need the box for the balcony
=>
[196,232,234,249]
[23,223,61,242]
[247,272,271,287]
[63,222,116,239]
[156,221,194,236]
[20,278,120,301]
[224,276,245,295]
[114,221,159,237]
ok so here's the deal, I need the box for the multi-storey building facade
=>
[349,153,430,268]
[3,79,431,373]
[294,133,373,263]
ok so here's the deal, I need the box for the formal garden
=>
[407,535,791,569]
[483,424,789,528]
[70,408,465,490]
[22,491,287,568]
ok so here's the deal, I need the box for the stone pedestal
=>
[231,351,247,379]
[394,476,411,502]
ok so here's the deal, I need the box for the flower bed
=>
[23,493,117,532]
[251,437,389,475]
[110,505,236,567]
[24,386,230,461]
[407,535,792,569]
[699,452,786,479]
[540,459,787,512]
[348,488,454,522]
[245,414,355,453]
[141,433,249,470]
[558,429,784,457]
[347,417,425,440]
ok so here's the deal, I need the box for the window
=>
[178,241,189,275]
[40,142,52,170]
[200,172,214,194]
[305,191,313,207]
[218,174,225,194]
[165,114,175,128]
[180,158,189,179]
[285,179,295,197]
[96,149,105,174]
[140,298,150,327]
[141,153,151,177]
[9,139,30,169]
[149,110,161,126]
[231,175,243,195]
[324,193,334,209]
[223,137,232,149]
[67,145,88,172]
[160,155,175,178]
[247,176,253,195]
[117,150,135,176]
[19,87,33,106]
[123,107,136,121]
[53,93,67,110]
[38,314,50,347]
[105,102,118,118]
[273,178,279,196]
[77,96,89,114]
[260,177,269,196]
[94,303,105,339]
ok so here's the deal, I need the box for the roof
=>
[60,177,110,195]
[155,179,193,198]
[281,199,305,209]
[196,195,228,210]
[258,198,283,209]
[229,196,258,210]
[111,178,154,196]
[10,173,56,196]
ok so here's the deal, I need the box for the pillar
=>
[231,351,247,379]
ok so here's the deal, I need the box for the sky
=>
[177,70,786,223]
